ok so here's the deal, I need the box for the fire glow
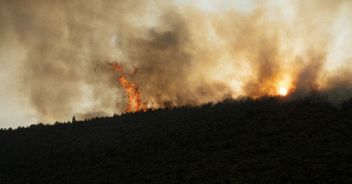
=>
[112,63,147,112]
[278,87,289,96]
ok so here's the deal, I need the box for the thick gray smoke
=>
[0,0,351,126]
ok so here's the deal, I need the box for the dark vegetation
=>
[1,96,352,183]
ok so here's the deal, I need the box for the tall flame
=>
[112,63,146,112]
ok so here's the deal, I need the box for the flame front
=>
[112,63,146,112]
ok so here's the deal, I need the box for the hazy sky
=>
[0,0,351,128]
[0,32,36,128]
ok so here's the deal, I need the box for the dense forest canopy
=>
[1,96,352,183]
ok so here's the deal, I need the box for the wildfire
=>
[112,62,147,112]
[278,86,288,96]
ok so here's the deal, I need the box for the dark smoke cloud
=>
[0,0,351,124]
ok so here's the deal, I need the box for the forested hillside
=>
[1,97,352,183]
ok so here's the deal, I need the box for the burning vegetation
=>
[111,62,147,112]
[1,0,351,122]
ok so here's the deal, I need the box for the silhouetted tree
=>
[72,116,76,123]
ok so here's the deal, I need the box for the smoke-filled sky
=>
[0,0,352,128]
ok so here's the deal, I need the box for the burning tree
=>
[111,62,147,112]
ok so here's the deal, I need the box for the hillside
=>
[1,97,352,183]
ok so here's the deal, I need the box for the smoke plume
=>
[0,0,351,125]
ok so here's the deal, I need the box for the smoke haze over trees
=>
[0,0,352,126]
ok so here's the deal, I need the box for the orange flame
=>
[112,62,147,112]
